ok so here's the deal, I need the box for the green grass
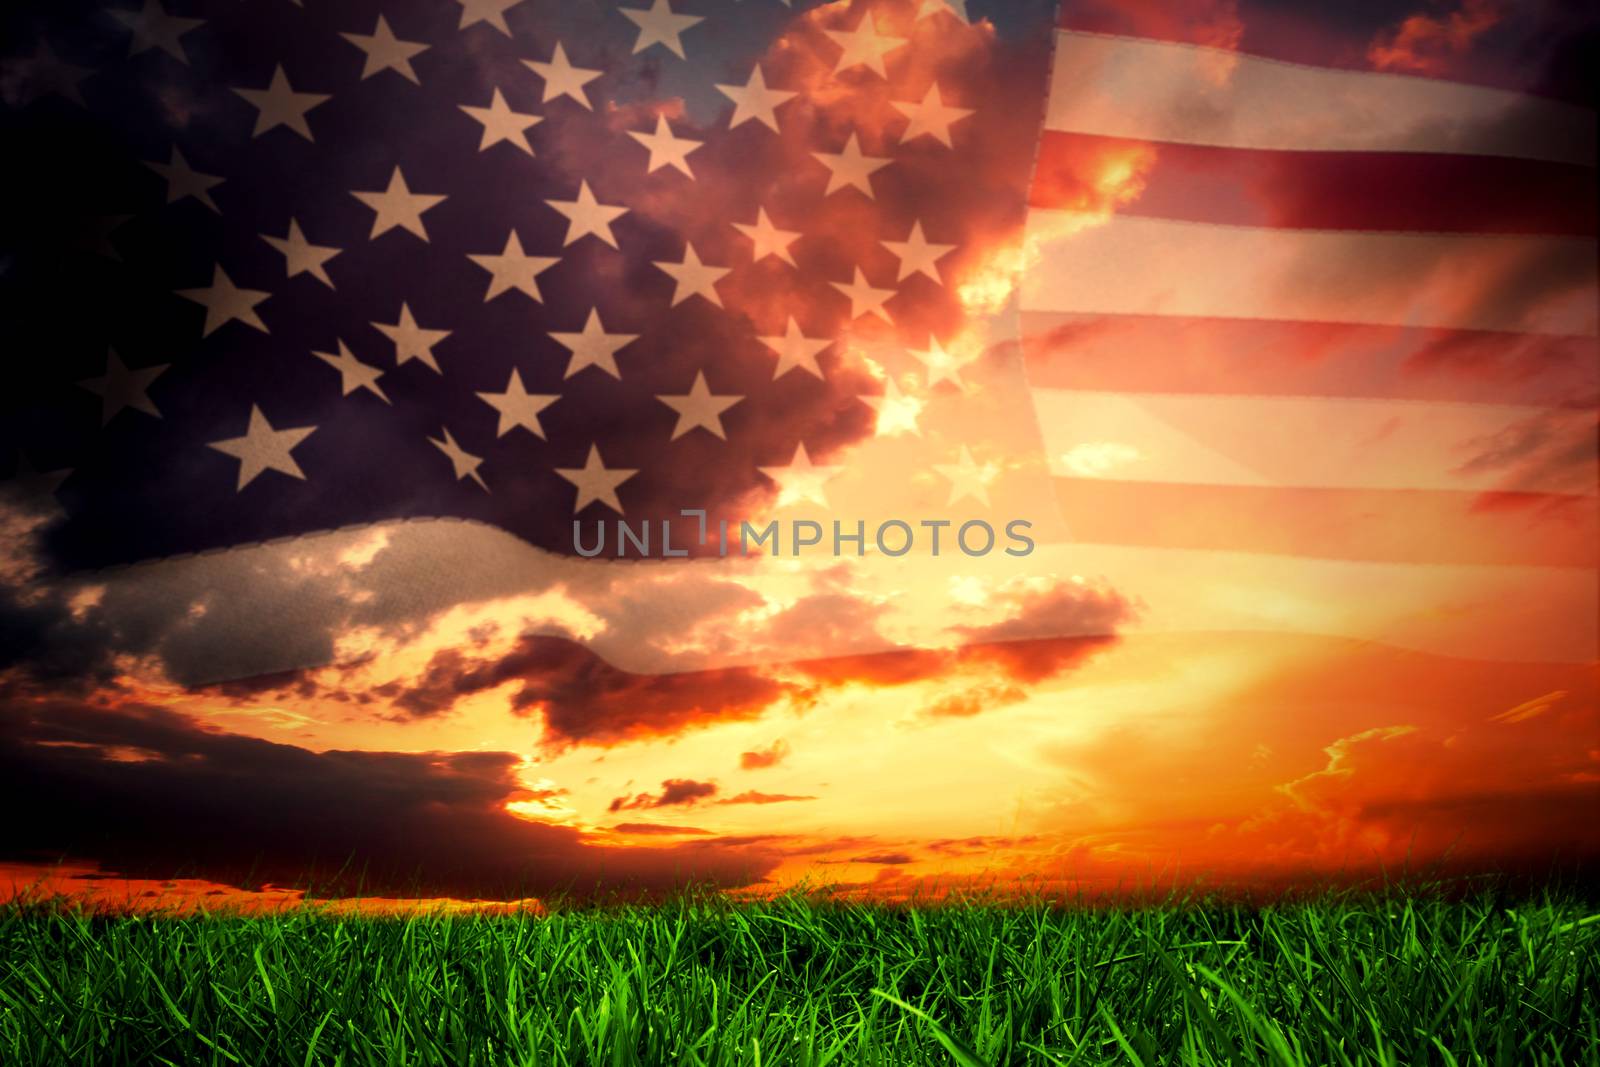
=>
[1,886,1597,1066]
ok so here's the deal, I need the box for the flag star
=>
[468,230,559,302]
[7,44,92,107]
[455,0,526,36]
[209,405,315,491]
[830,267,896,323]
[860,375,923,437]
[232,65,329,141]
[429,427,488,492]
[891,83,974,146]
[654,243,730,307]
[522,42,601,109]
[112,0,204,65]
[934,445,997,507]
[261,219,341,289]
[312,339,389,403]
[759,443,843,509]
[733,207,800,267]
[812,133,892,198]
[78,349,166,426]
[882,220,956,283]
[79,215,133,261]
[715,64,795,131]
[556,444,636,514]
[758,317,831,380]
[477,369,558,439]
[352,166,446,241]
[341,15,429,84]
[917,0,971,22]
[550,309,638,380]
[825,14,907,77]
[3,456,72,510]
[460,88,541,154]
[619,0,703,59]
[657,371,742,440]
[175,265,270,337]
[910,336,973,389]
[546,180,628,249]
[373,303,449,374]
[628,114,701,177]
[144,146,223,213]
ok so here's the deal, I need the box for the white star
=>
[233,65,329,141]
[467,230,559,302]
[546,180,629,249]
[373,303,449,374]
[619,0,703,59]
[917,0,971,22]
[455,0,525,36]
[733,207,800,267]
[759,443,842,508]
[78,349,167,426]
[477,369,558,439]
[556,444,636,514]
[429,426,488,492]
[7,43,91,107]
[351,166,447,241]
[209,405,315,491]
[934,445,997,506]
[175,265,270,337]
[522,42,602,109]
[882,220,956,283]
[757,317,831,380]
[860,375,923,437]
[2,455,72,511]
[112,0,204,65]
[714,64,795,131]
[459,88,541,154]
[341,15,429,84]
[812,132,892,198]
[825,14,907,77]
[891,83,974,146]
[312,339,389,403]
[144,146,223,213]
[830,267,895,323]
[260,219,341,288]
[550,309,638,380]
[909,336,973,389]
[657,371,742,440]
[654,243,729,307]
[628,114,701,177]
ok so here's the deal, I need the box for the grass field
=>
[1,885,1597,1066]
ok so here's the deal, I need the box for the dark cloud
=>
[845,852,915,866]
[608,778,719,812]
[0,696,777,900]
[718,790,816,805]
[606,823,712,836]
[739,739,790,770]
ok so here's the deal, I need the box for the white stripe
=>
[1047,30,1596,166]
[1033,389,1594,494]
[1021,211,1597,335]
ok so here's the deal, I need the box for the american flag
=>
[2,0,1594,685]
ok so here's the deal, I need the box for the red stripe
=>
[1054,478,1598,567]
[1030,131,1597,236]
[1054,8,1584,100]
[1020,312,1599,407]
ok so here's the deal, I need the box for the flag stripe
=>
[1033,389,1593,495]
[1019,312,1598,408]
[1045,31,1596,165]
[1031,131,1597,236]
[1020,210,1597,335]
[1052,478,1597,567]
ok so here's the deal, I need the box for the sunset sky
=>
[1,0,1595,908]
